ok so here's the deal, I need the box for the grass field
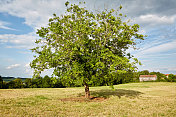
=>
[0,82,176,117]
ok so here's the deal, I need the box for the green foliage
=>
[30,1,144,88]
[1,70,175,89]
[24,78,32,88]
[23,76,65,88]
[13,78,24,88]
[138,70,150,75]
[167,74,176,82]
[32,77,43,88]
[6,78,24,89]
[42,75,51,88]
[150,72,166,81]
[0,76,3,89]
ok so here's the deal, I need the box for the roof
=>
[139,75,157,77]
[165,74,169,76]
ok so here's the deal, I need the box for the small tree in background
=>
[31,1,144,98]
[0,76,3,89]
[24,78,32,88]
[168,74,176,82]
[13,78,24,88]
[138,70,150,75]
[42,75,51,88]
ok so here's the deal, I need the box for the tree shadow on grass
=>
[89,89,143,99]
[61,89,143,102]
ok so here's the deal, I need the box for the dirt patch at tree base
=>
[60,96,107,102]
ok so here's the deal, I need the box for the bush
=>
[0,76,3,89]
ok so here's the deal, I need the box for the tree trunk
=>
[84,83,90,98]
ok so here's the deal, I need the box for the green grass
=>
[0,82,176,117]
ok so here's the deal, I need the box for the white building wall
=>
[139,76,157,81]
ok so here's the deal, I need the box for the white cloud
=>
[133,14,176,27]
[0,0,66,49]
[0,20,16,30]
[24,63,33,76]
[150,67,176,74]
[0,32,37,49]
[140,40,176,54]
[0,0,66,30]
[6,64,21,69]
[141,14,175,24]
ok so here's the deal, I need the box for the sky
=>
[0,0,176,78]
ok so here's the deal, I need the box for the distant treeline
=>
[0,70,175,89]
[2,77,28,82]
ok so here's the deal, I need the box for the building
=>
[165,74,169,78]
[139,75,157,82]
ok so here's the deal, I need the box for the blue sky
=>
[0,0,176,77]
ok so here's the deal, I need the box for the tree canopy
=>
[30,1,144,98]
[0,76,3,89]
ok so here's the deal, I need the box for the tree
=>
[13,78,24,88]
[42,75,51,88]
[50,77,65,88]
[168,74,176,82]
[150,71,166,81]
[24,78,32,88]
[30,1,144,98]
[138,70,150,75]
[7,80,15,89]
[32,77,43,88]
[0,76,3,89]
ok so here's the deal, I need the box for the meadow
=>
[0,82,176,117]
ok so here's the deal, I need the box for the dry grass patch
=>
[0,82,176,117]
